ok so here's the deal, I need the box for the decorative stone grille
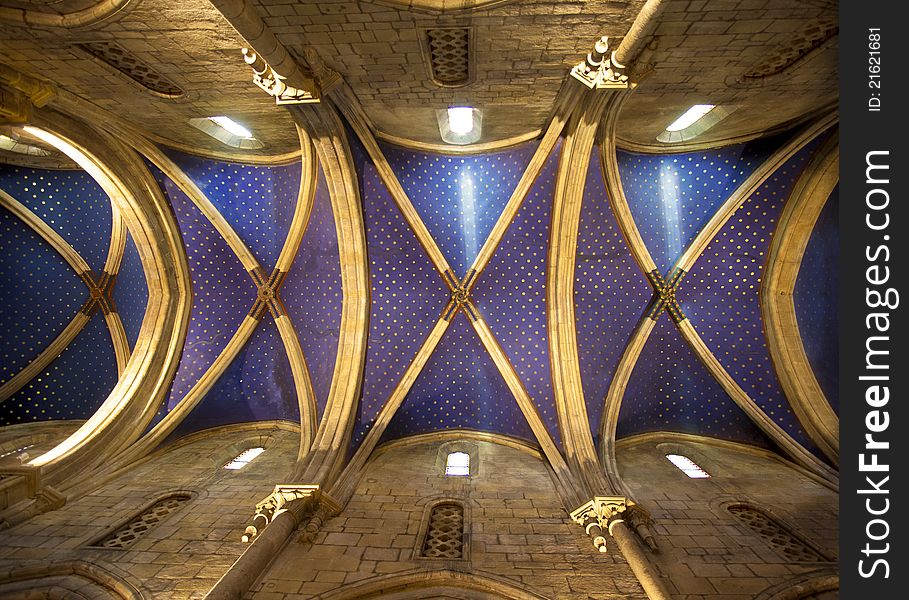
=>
[727,504,825,562]
[421,503,465,558]
[75,42,184,97]
[426,29,470,86]
[743,20,837,79]
[90,494,191,549]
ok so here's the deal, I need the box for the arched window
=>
[665,454,710,478]
[727,504,827,562]
[223,447,264,470]
[89,493,192,549]
[445,451,470,476]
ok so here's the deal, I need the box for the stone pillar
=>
[571,496,672,600]
[205,485,320,600]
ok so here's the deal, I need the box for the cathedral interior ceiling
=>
[0,0,838,478]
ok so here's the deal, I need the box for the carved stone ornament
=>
[570,36,632,90]
[242,484,319,543]
[646,267,687,323]
[442,269,480,321]
[570,496,628,552]
[242,49,319,105]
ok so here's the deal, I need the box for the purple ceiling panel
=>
[147,163,257,416]
[282,165,342,419]
[113,233,148,350]
[348,132,451,448]
[794,186,839,413]
[681,136,825,452]
[163,150,300,270]
[0,208,84,380]
[1,164,121,426]
[381,316,536,444]
[1,311,117,425]
[575,147,654,444]
[619,317,772,447]
[173,319,299,435]
[617,137,779,273]
[381,140,538,277]
[473,140,562,447]
[0,165,111,273]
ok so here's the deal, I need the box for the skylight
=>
[188,116,264,149]
[665,104,716,132]
[666,454,710,478]
[0,134,52,157]
[657,104,734,144]
[445,451,470,476]
[209,116,254,139]
[224,447,265,470]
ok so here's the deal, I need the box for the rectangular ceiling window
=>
[666,454,710,478]
[224,447,265,470]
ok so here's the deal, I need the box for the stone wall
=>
[616,434,838,600]
[250,435,648,600]
[0,421,300,599]
[0,426,840,599]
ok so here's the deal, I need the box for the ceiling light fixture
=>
[209,116,254,139]
[665,104,716,132]
[447,107,474,135]
[437,106,482,145]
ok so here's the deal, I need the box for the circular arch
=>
[754,571,838,600]
[313,569,552,600]
[0,560,146,599]
[13,108,192,485]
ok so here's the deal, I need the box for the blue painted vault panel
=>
[381,140,538,277]
[282,164,342,419]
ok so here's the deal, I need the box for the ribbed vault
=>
[0,5,839,585]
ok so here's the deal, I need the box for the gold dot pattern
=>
[0,164,127,425]
[683,138,823,452]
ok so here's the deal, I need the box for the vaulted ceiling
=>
[0,0,839,494]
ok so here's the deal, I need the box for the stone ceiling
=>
[0,0,838,156]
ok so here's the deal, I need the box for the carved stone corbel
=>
[570,496,628,552]
[624,502,659,551]
[571,496,659,553]
[570,36,633,90]
[295,495,341,544]
[242,49,320,105]
[242,484,319,542]
[0,484,65,529]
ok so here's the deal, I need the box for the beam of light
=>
[665,104,715,132]
[209,116,254,139]
[459,169,478,265]
[658,162,682,260]
[448,107,474,135]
